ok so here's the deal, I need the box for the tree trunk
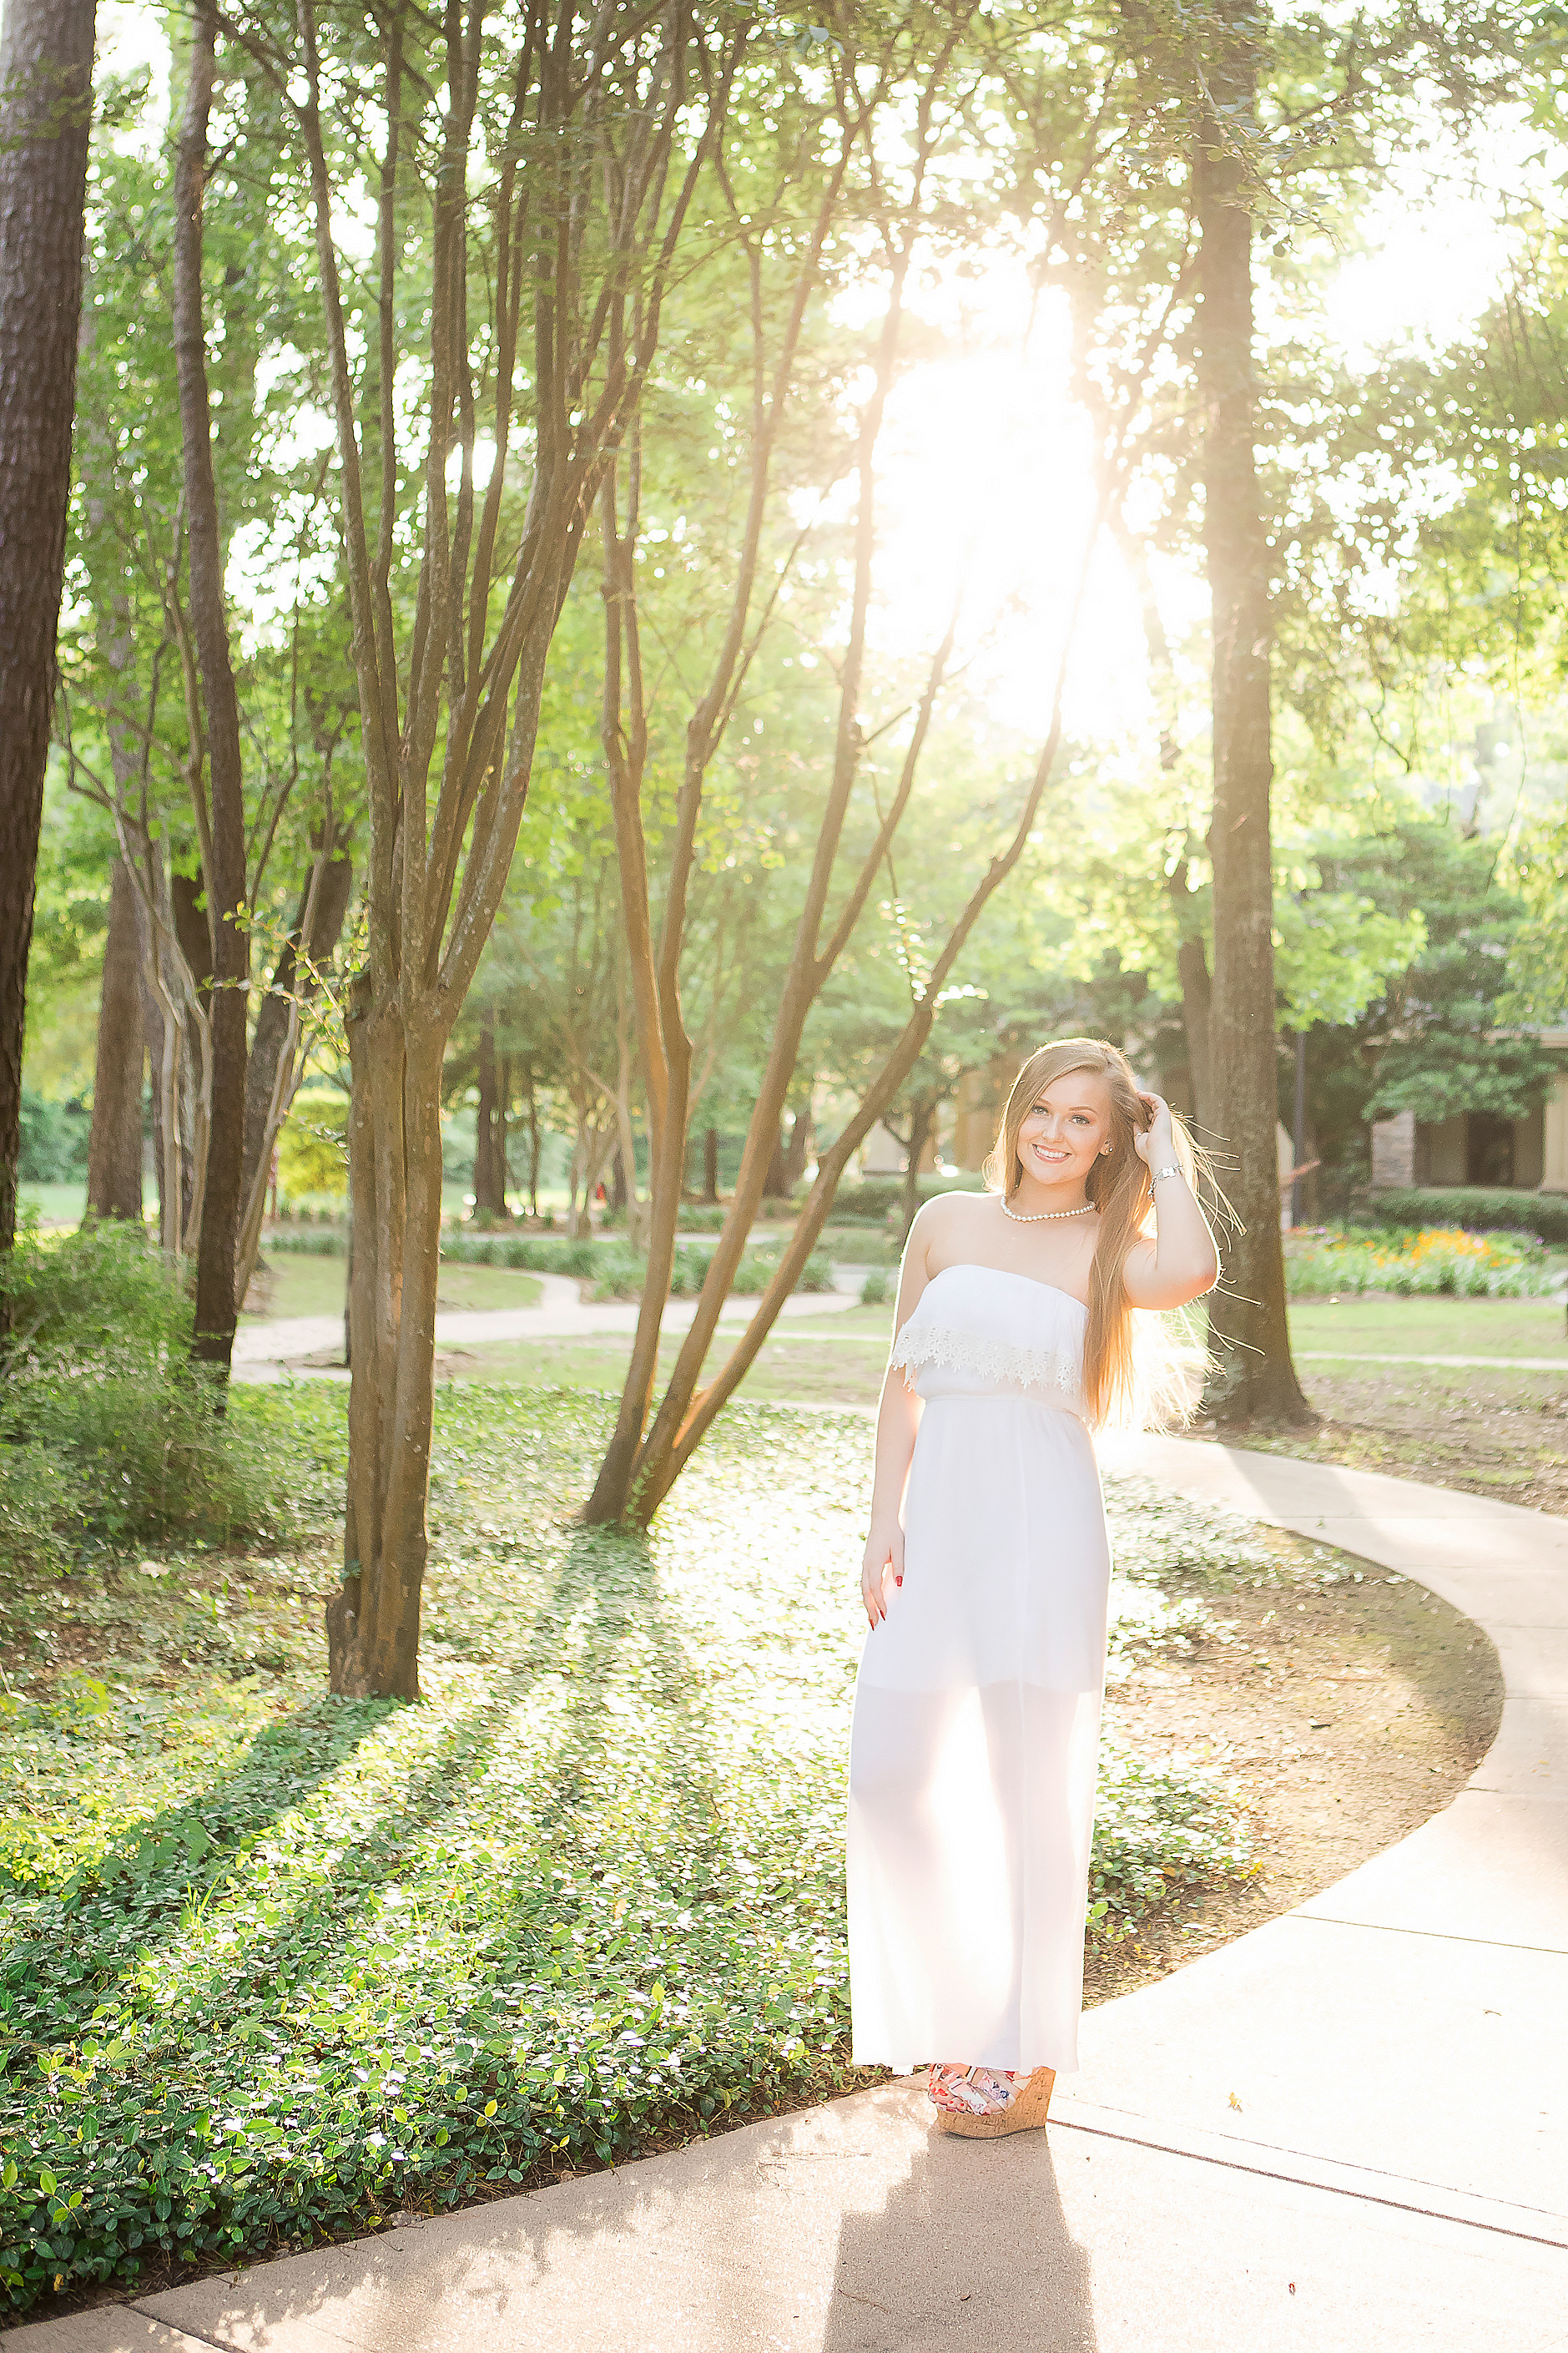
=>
[782,1088,814,1189]
[1172,887,1213,1138]
[473,1013,502,1213]
[762,1123,787,1200]
[702,1125,719,1204]
[497,1055,510,1215]
[610,1146,628,1214]
[329,980,444,1700]
[0,0,96,1260]
[233,844,353,1302]
[85,856,146,1221]
[525,1065,540,1218]
[1193,42,1312,1426]
[242,852,353,1213]
[139,919,169,1229]
[900,1093,935,1246]
[174,3,250,1376]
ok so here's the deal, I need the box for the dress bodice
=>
[888,1263,1087,1421]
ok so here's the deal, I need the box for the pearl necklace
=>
[1001,1197,1094,1224]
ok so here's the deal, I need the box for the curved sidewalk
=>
[230,1269,867,1380]
[8,1442,1567,2352]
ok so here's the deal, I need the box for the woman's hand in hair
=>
[1123,1092,1221,1307]
[1131,1091,1175,1164]
[861,1517,905,1629]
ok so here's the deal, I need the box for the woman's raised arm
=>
[1122,1093,1221,1310]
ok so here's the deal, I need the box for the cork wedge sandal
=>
[928,2064,1056,2139]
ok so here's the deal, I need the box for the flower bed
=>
[1284,1224,1555,1298]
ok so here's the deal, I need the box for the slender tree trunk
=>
[241,851,352,1213]
[525,1065,540,1218]
[234,844,353,1302]
[330,981,445,1700]
[1172,879,1213,1136]
[0,0,96,1260]
[139,910,169,1225]
[762,1122,787,1199]
[497,1053,510,1215]
[174,1,250,1374]
[782,1085,813,1189]
[900,1093,935,1245]
[473,1012,502,1213]
[1193,40,1311,1426]
[702,1126,719,1204]
[85,856,146,1221]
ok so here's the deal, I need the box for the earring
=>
[1100,1144,1112,1155]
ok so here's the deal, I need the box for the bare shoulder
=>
[910,1186,994,1260]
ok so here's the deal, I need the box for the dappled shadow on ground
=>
[10,1694,395,2036]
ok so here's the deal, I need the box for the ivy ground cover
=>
[3,1390,1262,2313]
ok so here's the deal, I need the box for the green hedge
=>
[268,1227,834,1296]
[829,1173,987,1221]
[1364,1187,1568,1245]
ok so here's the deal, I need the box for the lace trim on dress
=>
[889,1320,1082,1401]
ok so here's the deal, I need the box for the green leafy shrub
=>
[260,1224,350,1255]
[831,1173,986,1221]
[591,1243,834,1300]
[0,1224,281,1554]
[1089,1737,1253,1919]
[1285,1223,1554,1297]
[1365,1187,1568,1245]
[16,1090,90,1184]
[441,1232,599,1275]
[859,1270,893,1306]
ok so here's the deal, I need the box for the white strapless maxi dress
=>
[847,1265,1111,2076]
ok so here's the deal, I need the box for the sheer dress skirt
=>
[847,1268,1112,2076]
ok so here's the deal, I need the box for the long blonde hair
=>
[983,1037,1198,1428]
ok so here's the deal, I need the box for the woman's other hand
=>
[861,1519,905,1628]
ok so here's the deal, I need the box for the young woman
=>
[847,1038,1219,2137]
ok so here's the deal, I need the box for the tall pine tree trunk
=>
[85,856,145,1221]
[174,2,250,1374]
[0,0,96,1260]
[1194,30,1311,1426]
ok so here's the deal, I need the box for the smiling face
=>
[1014,1068,1117,1197]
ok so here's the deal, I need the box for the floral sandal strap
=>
[926,2063,1021,2118]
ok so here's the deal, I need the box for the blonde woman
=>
[848,1038,1219,2136]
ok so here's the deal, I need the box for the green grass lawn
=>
[247,1256,543,1325]
[1,1387,1274,2313]
[420,1292,1568,1421]
[436,1307,890,1409]
[1284,1295,1568,1361]
[16,1184,89,1230]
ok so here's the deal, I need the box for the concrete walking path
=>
[8,1442,1567,2350]
[232,1270,866,1380]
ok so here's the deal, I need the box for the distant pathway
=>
[232,1267,868,1378]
